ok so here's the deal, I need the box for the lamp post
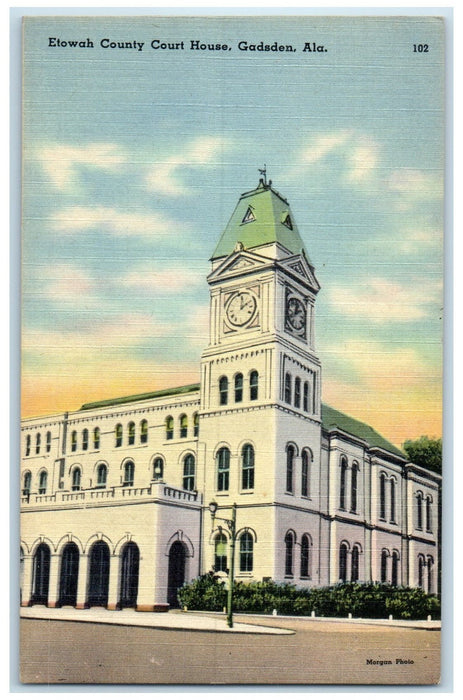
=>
[208,500,236,628]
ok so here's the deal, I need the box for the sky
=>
[21,15,444,447]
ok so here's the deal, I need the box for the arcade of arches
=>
[21,538,189,610]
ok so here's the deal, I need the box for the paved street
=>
[19,615,440,686]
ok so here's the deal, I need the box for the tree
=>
[403,435,442,474]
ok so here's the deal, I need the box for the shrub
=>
[177,575,440,620]
[177,572,226,611]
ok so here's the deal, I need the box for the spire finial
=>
[258,164,267,186]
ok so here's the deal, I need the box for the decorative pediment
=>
[207,249,273,283]
[279,254,320,292]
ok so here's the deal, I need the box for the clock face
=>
[286,297,306,332]
[225,291,257,327]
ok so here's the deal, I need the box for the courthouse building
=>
[20,177,440,611]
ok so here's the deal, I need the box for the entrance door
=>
[59,543,79,606]
[87,541,110,607]
[167,541,186,608]
[32,543,50,605]
[119,542,140,608]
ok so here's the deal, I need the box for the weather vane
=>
[258,164,267,185]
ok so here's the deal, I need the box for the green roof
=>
[212,180,309,260]
[80,383,200,411]
[80,385,402,458]
[321,403,404,458]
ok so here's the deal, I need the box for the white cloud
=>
[145,135,231,196]
[37,264,98,305]
[344,137,379,183]
[300,131,352,164]
[387,168,443,210]
[396,228,442,254]
[323,338,439,392]
[37,143,127,191]
[328,277,442,323]
[121,263,205,293]
[51,205,185,238]
[23,313,176,354]
[290,130,381,186]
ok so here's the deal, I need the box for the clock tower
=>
[199,175,323,582]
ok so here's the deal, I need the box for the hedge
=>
[177,574,440,620]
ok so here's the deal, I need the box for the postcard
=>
[20,14,444,685]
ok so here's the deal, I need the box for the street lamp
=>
[208,500,236,628]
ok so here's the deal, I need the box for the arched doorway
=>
[119,542,140,608]
[167,541,187,608]
[87,541,110,607]
[59,542,79,606]
[20,547,25,601]
[31,543,50,605]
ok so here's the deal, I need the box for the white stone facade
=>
[20,180,440,611]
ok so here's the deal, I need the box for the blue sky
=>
[21,15,444,445]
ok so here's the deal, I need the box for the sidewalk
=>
[20,606,294,635]
[20,606,440,632]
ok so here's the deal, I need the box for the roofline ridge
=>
[240,182,289,206]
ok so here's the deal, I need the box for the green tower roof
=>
[212,179,309,260]
[321,403,405,458]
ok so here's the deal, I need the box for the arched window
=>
[250,371,259,401]
[25,435,31,456]
[234,373,243,403]
[32,543,50,605]
[23,471,31,496]
[123,461,135,487]
[193,412,199,437]
[71,431,77,453]
[82,429,89,451]
[340,457,348,510]
[93,427,100,450]
[128,422,135,446]
[284,373,292,404]
[217,447,230,492]
[390,478,396,523]
[300,534,310,578]
[381,550,389,583]
[72,467,81,491]
[165,416,174,441]
[426,496,432,532]
[38,470,47,495]
[46,431,52,453]
[391,551,399,586]
[427,556,434,593]
[179,414,188,438]
[351,462,358,512]
[294,377,301,408]
[241,444,255,490]
[285,532,294,576]
[152,457,164,480]
[119,542,140,609]
[183,454,195,491]
[303,381,309,412]
[286,445,295,494]
[115,424,123,448]
[339,543,348,582]
[214,532,227,572]
[380,473,387,520]
[96,463,107,489]
[35,433,41,454]
[351,545,360,582]
[140,419,148,444]
[301,449,311,497]
[239,532,253,572]
[418,554,425,588]
[416,492,423,530]
[219,376,228,406]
